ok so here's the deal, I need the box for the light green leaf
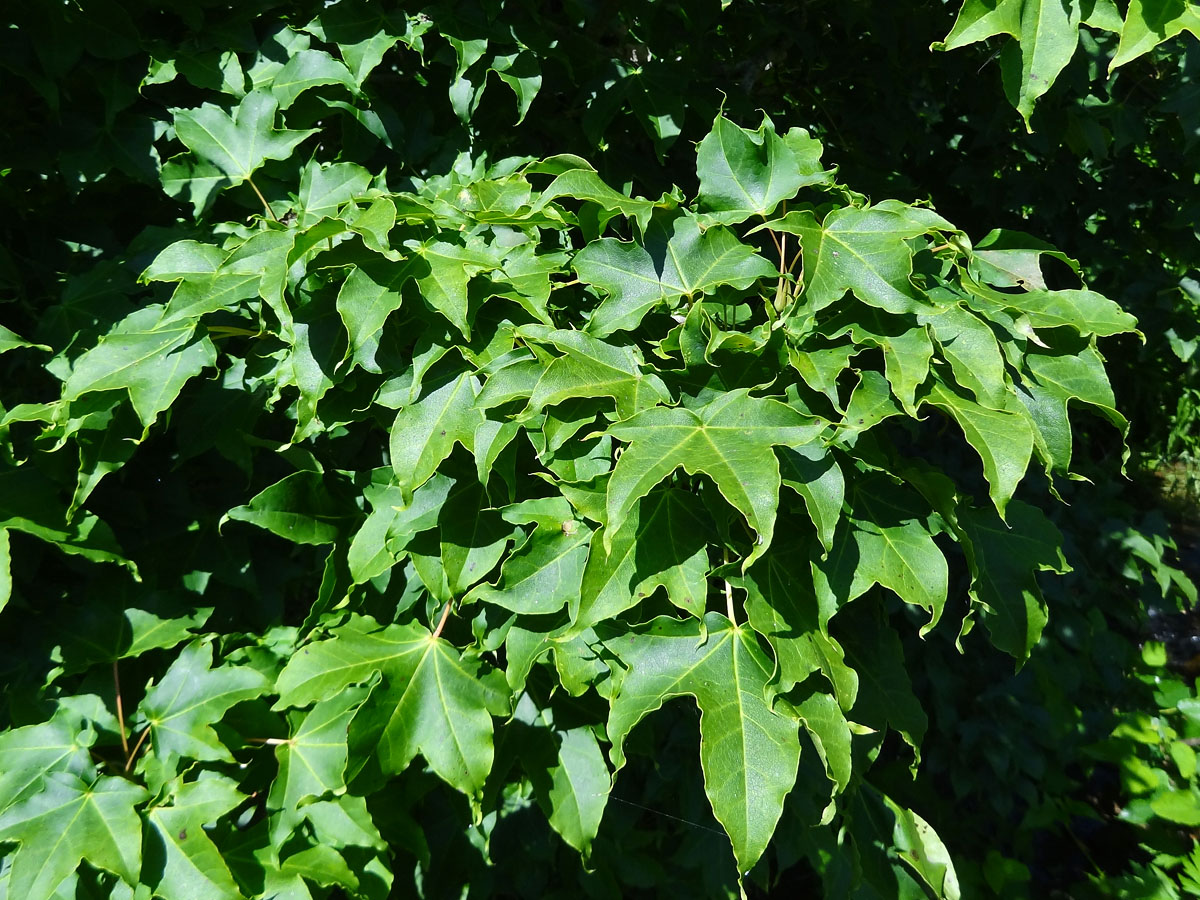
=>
[574,215,776,337]
[0,528,9,615]
[145,774,247,900]
[62,307,217,428]
[603,613,801,873]
[0,773,148,900]
[0,325,49,355]
[933,0,1021,50]
[812,474,948,633]
[271,48,357,110]
[1112,0,1200,69]
[140,241,227,282]
[467,523,592,614]
[160,155,229,217]
[173,90,317,186]
[1016,344,1128,472]
[695,113,831,225]
[530,165,656,232]
[277,617,508,798]
[765,204,939,315]
[920,303,1008,408]
[924,380,1033,515]
[840,369,906,437]
[296,160,371,227]
[572,487,712,631]
[335,264,407,374]
[778,443,844,557]
[268,687,371,843]
[736,526,857,707]
[134,640,270,774]
[522,328,672,420]
[224,470,358,545]
[1003,0,1082,128]
[0,708,97,815]
[794,689,853,796]
[405,239,503,339]
[960,500,1069,659]
[389,372,484,503]
[829,308,934,414]
[605,389,825,568]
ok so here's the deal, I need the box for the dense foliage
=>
[0,1,1197,898]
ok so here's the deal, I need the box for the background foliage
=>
[1,1,1198,898]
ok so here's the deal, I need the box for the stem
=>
[431,599,454,640]
[247,177,279,222]
[246,737,291,746]
[124,727,150,773]
[928,242,952,253]
[723,549,736,625]
[112,661,130,759]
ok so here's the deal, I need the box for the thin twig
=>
[124,727,150,773]
[112,661,130,759]
[431,599,454,640]
[246,737,291,746]
[247,177,279,222]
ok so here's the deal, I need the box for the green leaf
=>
[0,527,9,615]
[296,160,371,228]
[335,264,407,374]
[574,215,776,336]
[959,500,1069,659]
[572,487,712,631]
[605,389,825,568]
[521,328,672,420]
[737,526,857,707]
[695,113,831,225]
[144,774,247,900]
[529,163,657,232]
[134,640,270,775]
[1005,0,1082,129]
[271,48,357,110]
[812,474,948,632]
[268,687,371,842]
[1112,0,1200,70]
[933,0,1021,50]
[0,325,50,355]
[603,613,801,873]
[405,239,503,339]
[765,203,941,315]
[277,617,508,799]
[467,523,592,614]
[62,307,217,428]
[1016,343,1128,473]
[173,90,317,186]
[924,380,1034,516]
[0,773,148,900]
[388,372,484,504]
[224,470,358,545]
[0,708,97,815]
[919,304,1007,408]
[778,444,843,555]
